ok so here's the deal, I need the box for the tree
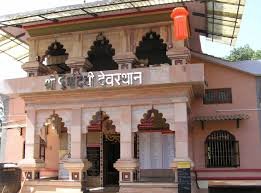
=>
[225,44,261,61]
[253,50,261,60]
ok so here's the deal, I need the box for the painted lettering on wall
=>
[45,71,143,90]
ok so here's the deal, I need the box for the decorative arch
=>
[39,111,70,169]
[88,110,116,132]
[40,112,67,141]
[135,31,171,67]
[138,107,170,132]
[42,40,70,74]
[205,130,240,168]
[206,130,235,142]
[88,110,119,143]
[87,33,118,71]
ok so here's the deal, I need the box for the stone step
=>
[20,180,83,193]
[20,181,179,193]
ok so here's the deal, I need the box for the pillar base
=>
[113,52,137,70]
[170,158,194,183]
[167,47,191,65]
[114,159,139,183]
[22,60,50,77]
[63,159,92,181]
[66,57,90,73]
[18,159,45,180]
[170,158,194,169]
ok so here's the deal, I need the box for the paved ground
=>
[87,187,119,193]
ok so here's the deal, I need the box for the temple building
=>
[1,0,261,193]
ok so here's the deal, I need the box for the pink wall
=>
[190,57,261,179]
[8,96,25,122]
[4,128,25,163]
[4,97,26,163]
[4,55,261,180]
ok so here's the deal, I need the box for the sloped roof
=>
[0,29,29,63]
[0,0,192,27]
[193,114,249,121]
[192,51,261,76]
[205,0,246,45]
[225,60,261,76]
[0,0,245,63]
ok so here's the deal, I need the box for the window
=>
[205,130,240,168]
[135,31,171,67]
[43,41,70,74]
[203,88,232,104]
[87,33,118,71]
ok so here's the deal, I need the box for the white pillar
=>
[114,106,138,183]
[171,101,192,183]
[19,108,44,180]
[64,108,91,181]
[174,102,189,160]
[70,108,82,159]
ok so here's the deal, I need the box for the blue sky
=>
[0,0,260,80]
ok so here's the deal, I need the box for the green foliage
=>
[253,50,261,60]
[225,44,261,61]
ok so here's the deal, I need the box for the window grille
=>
[205,130,240,168]
[203,88,232,104]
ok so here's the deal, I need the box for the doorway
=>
[103,134,120,186]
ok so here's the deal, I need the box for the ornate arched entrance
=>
[40,111,69,179]
[87,110,120,186]
[137,107,175,182]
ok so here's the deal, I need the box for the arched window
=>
[135,31,171,67]
[87,33,118,71]
[205,130,240,168]
[43,40,71,74]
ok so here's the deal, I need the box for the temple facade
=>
[1,1,260,193]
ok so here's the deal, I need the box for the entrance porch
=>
[12,64,204,192]
[18,98,194,193]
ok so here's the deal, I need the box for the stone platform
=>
[20,180,84,193]
[119,182,178,193]
[19,181,202,193]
